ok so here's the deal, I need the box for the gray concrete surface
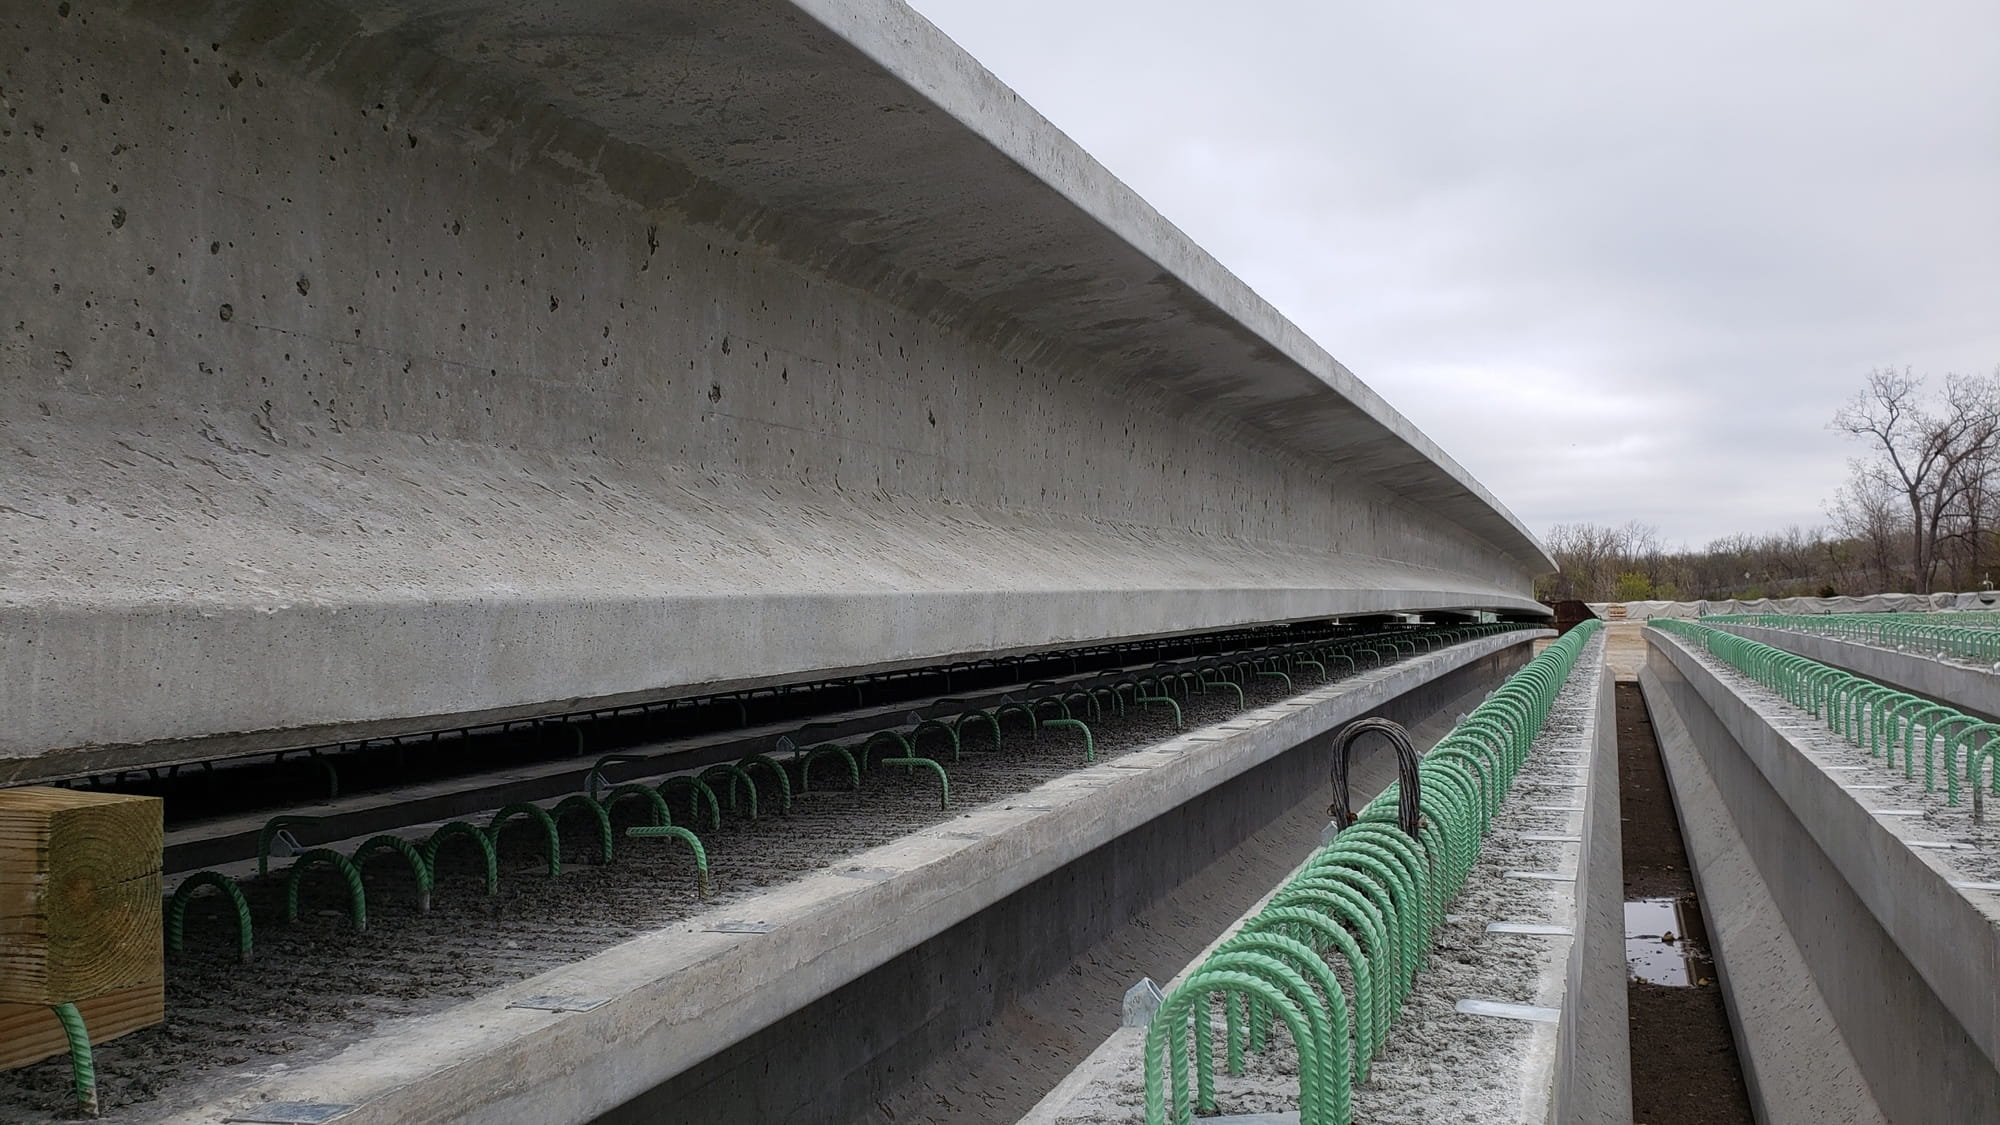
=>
[1552,656,1629,1125]
[141,632,1543,1124]
[1,0,1547,776]
[1715,622,2000,722]
[1644,628,2000,1123]
[1639,657,1883,1125]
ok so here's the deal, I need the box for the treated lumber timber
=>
[0,787,164,1009]
[0,981,165,1069]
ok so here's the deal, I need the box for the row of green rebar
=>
[1708,612,2000,665]
[1652,619,2000,817]
[1142,620,1598,1125]
[175,623,1528,962]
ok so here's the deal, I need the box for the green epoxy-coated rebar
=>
[604,783,672,826]
[1135,694,1182,727]
[699,762,760,819]
[802,744,861,792]
[954,709,1002,752]
[424,820,500,895]
[352,834,434,911]
[1653,618,2000,810]
[625,825,711,897]
[1142,620,1599,1125]
[256,814,325,876]
[661,775,723,831]
[1040,718,1095,762]
[552,794,615,864]
[860,730,911,771]
[585,754,652,801]
[51,1002,97,1117]
[909,719,961,761]
[283,848,367,931]
[879,757,950,808]
[737,753,794,814]
[166,871,253,962]
[488,803,562,877]
[993,701,1039,741]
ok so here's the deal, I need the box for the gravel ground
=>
[0,678,1311,1123]
[1671,640,2000,883]
[1035,635,1605,1125]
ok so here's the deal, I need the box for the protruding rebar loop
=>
[51,1002,97,1117]
[736,753,794,814]
[585,754,651,802]
[604,783,672,826]
[352,834,435,911]
[1656,617,2000,813]
[1041,718,1095,762]
[860,731,911,772]
[283,848,368,931]
[993,701,1040,742]
[424,821,500,895]
[880,757,951,808]
[256,814,325,876]
[909,719,962,762]
[1329,718,1422,837]
[952,709,1002,753]
[488,803,562,876]
[625,826,711,898]
[166,871,254,962]
[801,744,862,792]
[552,794,615,864]
[699,763,760,819]
[660,775,722,831]
[1140,621,1599,1125]
[1135,694,1182,728]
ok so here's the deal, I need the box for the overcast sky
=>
[907,0,2000,549]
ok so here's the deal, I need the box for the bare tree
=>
[1829,471,1906,592]
[1831,368,2000,593]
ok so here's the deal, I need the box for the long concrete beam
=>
[1,0,1551,774]
[1644,628,1999,1123]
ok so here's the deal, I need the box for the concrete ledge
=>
[1713,622,2000,722]
[1551,656,1629,1124]
[1639,660,1881,1124]
[150,632,1545,1124]
[1021,633,1624,1125]
[1644,628,2000,1122]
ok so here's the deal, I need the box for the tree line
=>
[1538,367,2000,603]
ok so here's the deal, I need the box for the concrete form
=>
[1642,628,2000,1123]
[1713,622,2000,722]
[2,0,1549,778]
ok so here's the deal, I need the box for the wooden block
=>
[0,787,164,1005]
[0,980,165,1070]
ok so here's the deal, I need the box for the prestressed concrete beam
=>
[2,1,1547,774]
[1645,629,2000,1123]
[147,631,1544,1125]
[1712,623,2000,723]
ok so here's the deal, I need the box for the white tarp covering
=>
[1587,591,2000,620]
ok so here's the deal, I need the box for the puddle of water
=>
[1625,897,1705,986]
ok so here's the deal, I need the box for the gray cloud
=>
[908,0,2000,546]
